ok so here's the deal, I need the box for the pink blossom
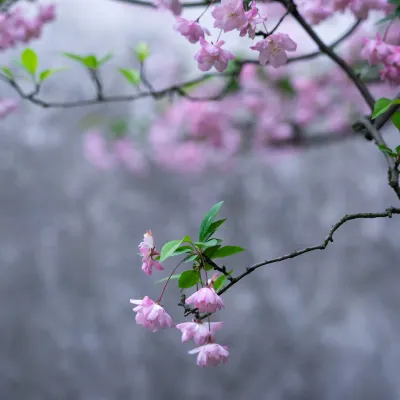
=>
[188,343,229,367]
[194,38,235,72]
[239,2,267,39]
[83,130,116,170]
[301,1,333,24]
[360,33,392,65]
[139,231,164,276]
[185,287,224,313]
[211,0,247,32]
[251,33,297,68]
[154,0,182,15]
[176,321,224,345]
[380,65,400,85]
[174,17,210,43]
[130,297,174,332]
[38,4,56,23]
[0,98,18,119]
[113,138,147,175]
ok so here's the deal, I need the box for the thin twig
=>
[180,207,400,318]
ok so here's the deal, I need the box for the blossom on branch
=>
[211,0,247,32]
[139,231,164,276]
[174,17,210,43]
[188,343,229,367]
[185,287,224,313]
[130,297,174,332]
[251,33,297,67]
[176,320,224,345]
[194,38,235,72]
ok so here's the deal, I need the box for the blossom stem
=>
[157,257,188,303]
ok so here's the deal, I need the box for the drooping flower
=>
[176,320,224,345]
[139,231,164,276]
[194,38,235,72]
[174,17,210,43]
[188,343,229,367]
[211,0,247,32]
[360,33,392,65]
[239,1,267,39]
[185,287,224,313]
[130,296,174,332]
[250,33,297,68]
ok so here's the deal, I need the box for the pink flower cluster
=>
[0,4,55,50]
[172,0,296,71]
[131,231,228,367]
[361,33,400,85]
[83,130,147,175]
[295,0,393,25]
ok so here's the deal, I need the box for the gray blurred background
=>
[1,1,400,399]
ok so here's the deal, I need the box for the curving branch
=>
[181,207,400,317]
[281,0,375,110]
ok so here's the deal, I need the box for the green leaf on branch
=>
[136,42,150,63]
[212,246,245,258]
[97,53,113,66]
[392,112,400,131]
[63,53,111,69]
[194,239,220,249]
[184,254,198,263]
[172,245,193,256]
[21,48,38,76]
[372,98,400,119]
[39,68,66,83]
[378,144,397,157]
[199,201,224,242]
[119,68,140,85]
[155,274,181,284]
[1,66,13,80]
[203,245,222,258]
[178,270,201,288]
[159,239,184,262]
[396,145,400,154]
[213,275,227,291]
[204,219,226,241]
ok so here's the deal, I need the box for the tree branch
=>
[181,207,400,318]
[281,0,374,110]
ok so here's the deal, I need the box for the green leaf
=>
[396,145,400,154]
[212,246,245,258]
[372,98,395,119]
[199,201,224,242]
[172,245,193,256]
[1,66,13,80]
[136,42,150,63]
[39,68,66,83]
[63,52,86,63]
[276,77,296,96]
[83,55,98,69]
[182,235,192,242]
[213,275,227,291]
[160,239,184,262]
[203,245,222,258]
[155,274,181,284]
[110,119,128,138]
[63,53,98,69]
[194,239,220,249]
[21,48,38,75]
[178,270,200,289]
[184,254,198,263]
[97,53,113,66]
[204,219,226,241]
[378,144,397,157]
[392,112,400,131]
[119,68,140,85]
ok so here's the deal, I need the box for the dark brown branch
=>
[181,207,400,318]
[281,0,374,110]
